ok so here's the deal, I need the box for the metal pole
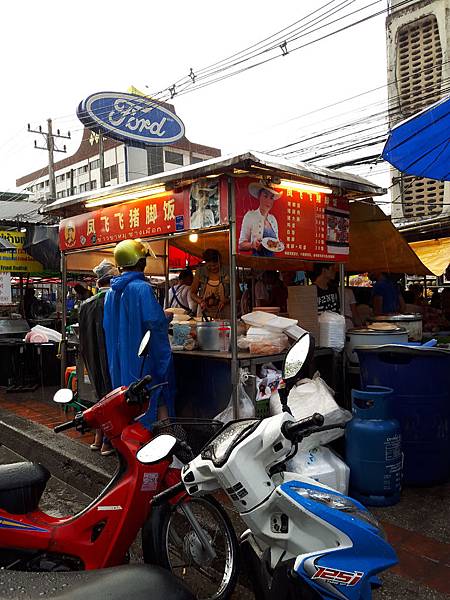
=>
[47,118,56,203]
[339,263,345,316]
[228,177,239,419]
[60,253,67,389]
[164,238,170,307]
[99,133,105,188]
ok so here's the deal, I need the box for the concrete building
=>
[386,0,450,221]
[16,100,221,203]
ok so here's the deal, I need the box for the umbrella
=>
[382,94,450,181]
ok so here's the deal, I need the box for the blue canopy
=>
[382,95,450,181]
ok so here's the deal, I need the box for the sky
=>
[0,0,391,205]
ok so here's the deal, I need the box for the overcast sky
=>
[0,0,390,203]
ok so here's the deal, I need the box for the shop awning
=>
[409,237,450,276]
[347,202,431,274]
[382,95,450,181]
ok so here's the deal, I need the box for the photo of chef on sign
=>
[189,179,220,229]
[238,181,284,257]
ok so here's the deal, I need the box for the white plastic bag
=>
[318,311,346,350]
[214,368,255,423]
[286,446,350,494]
[270,372,351,449]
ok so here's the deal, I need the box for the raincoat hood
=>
[110,270,144,292]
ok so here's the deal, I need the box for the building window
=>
[103,164,118,182]
[91,180,97,190]
[56,190,67,199]
[56,174,66,183]
[165,150,184,166]
[191,155,204,164]
[39,181,45,190]
[90,159,100,170]
[78,164,89,175]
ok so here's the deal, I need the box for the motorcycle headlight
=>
[201,419,259,467]
[293,488,383,535]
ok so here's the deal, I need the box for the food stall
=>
[44,151,386,418]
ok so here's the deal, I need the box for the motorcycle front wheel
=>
[142,495,238,600]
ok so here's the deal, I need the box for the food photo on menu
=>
[238,181,285,257]
[325,207,350,255]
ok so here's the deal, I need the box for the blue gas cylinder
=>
[346,386,402,506]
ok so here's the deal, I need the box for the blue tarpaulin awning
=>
[382,95,450,181]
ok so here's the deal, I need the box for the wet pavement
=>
[0,388,449,598]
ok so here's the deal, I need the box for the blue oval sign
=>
[77,92,185,147]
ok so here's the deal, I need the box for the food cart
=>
[44,151,387,417]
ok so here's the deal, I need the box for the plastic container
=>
[197,321,230,352]
[357,346,450,486]
[346,386,402,506]
[172,323,192,347]
[287,446,350,494]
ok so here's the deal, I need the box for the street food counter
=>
[46,151,388,419]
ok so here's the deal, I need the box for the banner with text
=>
[59,178,228,251]
[0,230,43,273]
[235,178,349,262]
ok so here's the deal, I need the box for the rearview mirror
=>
[53,388,74,404]
[283,333,313,381]
[136,434,177,464]
[138,331,151,358]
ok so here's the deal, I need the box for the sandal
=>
[101,446,115,457]
[90,443,102,451]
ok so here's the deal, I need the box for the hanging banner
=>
[0,231,43,273]
[235,178,349,262]
[59,178,228,251]
[0,273,12,304]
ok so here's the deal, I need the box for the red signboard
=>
[235,178,349,262]
[59,178,228,251]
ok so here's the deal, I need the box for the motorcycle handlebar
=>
[53,419,76,433]
[151,481,185,506]
[126,375,153,402]
[281,413,325,441]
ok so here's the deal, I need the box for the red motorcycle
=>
[0,336,238,600]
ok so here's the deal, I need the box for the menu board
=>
[235,177,349,262]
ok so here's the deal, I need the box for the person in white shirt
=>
[190,182,217,229]
[166,269,194,314]
[238,182,281,257]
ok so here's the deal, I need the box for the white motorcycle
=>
[140,333,398,600]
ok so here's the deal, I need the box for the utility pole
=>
[28,119,71,203]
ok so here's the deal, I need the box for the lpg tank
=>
[346,386,402,506]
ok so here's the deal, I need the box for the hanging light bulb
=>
[189,233,199,243]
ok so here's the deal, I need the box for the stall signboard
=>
[0,273,12,304]
[0,231,43,273]
[77,92,185,148]
[235,178,349,262]
[59,178,228,251]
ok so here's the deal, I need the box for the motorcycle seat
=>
[0,462,50,514]
[0,565,195,600]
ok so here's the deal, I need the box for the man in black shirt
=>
[311,263,340,313]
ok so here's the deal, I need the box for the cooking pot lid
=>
[348,327,408,335]
[372,314,422,322]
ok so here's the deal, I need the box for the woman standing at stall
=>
[190,249,230,319]
[238,182,281,257]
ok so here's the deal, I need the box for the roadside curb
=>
[0,407,114,495]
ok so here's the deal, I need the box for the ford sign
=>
[77,92,185,147]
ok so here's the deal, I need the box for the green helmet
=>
[114,239,147,268]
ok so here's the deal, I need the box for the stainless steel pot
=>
[346,327,409,364]
[370,314,422,342]
[196,321,231,352]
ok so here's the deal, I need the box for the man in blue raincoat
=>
[103,239,174,426]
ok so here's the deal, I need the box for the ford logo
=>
[77,91,185,147]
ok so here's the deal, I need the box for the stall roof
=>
[347,202,432,275]
[43,151,386,217]
[408,237,450,276]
